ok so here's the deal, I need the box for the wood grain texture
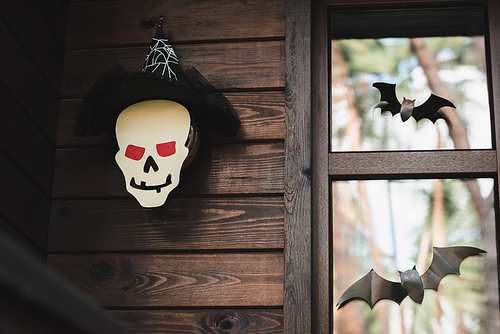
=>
[111,309,283,334]
[489,1,500,178]
[47,253,284,307]
[0,152,49,249]
[66,0,284,48]
[311,1,331,333]
[0,0,64,93]
[53,0,288,325]
[48,197,284,252]
[0,86,54,197]
[0,18,59,144]
[0,288,129,334]
[329,150,497,177]
[62,41,285,97]
[52,143,284,198]
[0,230,131,334]
[284,0,312,333]
[57,91,285,147]
[485,1,500,331]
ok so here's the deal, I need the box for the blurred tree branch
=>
[410,37,499,334]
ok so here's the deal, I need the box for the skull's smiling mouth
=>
[130,174,172,193]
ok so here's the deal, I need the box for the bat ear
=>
[398,270,403,274]
[412,265,417,270]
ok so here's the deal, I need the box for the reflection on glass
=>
[331,37,491,151]
[333,179,498,334]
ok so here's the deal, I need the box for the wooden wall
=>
[48,0,286,332]
[0,0,66,260]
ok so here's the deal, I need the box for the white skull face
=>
[115,100,190,208]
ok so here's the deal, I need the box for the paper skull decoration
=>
[115,100,191,207]
[75,16,240,207]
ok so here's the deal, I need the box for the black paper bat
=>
[336,246,486,310]
[373,82,455,123]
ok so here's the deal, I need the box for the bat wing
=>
[420,246,486,291]
[412,94,455,123]
[373,82,402,116]
[336,269,408,310]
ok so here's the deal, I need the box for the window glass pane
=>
[332,179,499,333]
[330,7,491,152]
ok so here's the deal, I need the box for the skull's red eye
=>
[125,144,145,161]
[157,141,176,157]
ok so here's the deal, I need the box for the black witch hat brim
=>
[75,65,240,137]
[76,20,239,138]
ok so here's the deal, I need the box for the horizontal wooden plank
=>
[52,143,284,198]
[66,0,284,48]
[48,196,284,252]
[0,18,59,143]
[0,152,49,249]
[47,253,284,307]
[110,309,283,333]
[62,41,285,97]
[0,0,64,93]
[57,91,285,147]
[329,150,497,177]
[0,231,130,334]
[0,86,54,196]
[208,92,285,142]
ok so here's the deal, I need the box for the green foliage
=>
[418,180,481,245]
[338,39,410,76]
[333,36,486,151]
[334,34,491,331]
[409,180,485,333]
[425,37,480,68]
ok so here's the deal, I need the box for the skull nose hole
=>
[143,156,159,173]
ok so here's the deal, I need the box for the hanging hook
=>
[158,16,164,28]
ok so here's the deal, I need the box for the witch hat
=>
[142,16,182,81]
[75,16,240,138]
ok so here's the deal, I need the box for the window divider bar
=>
[329,150,497,177]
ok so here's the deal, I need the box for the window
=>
[311,1,500,333]
[333,178,496,333]
[330,6,491,151]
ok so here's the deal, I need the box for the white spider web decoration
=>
[142,37,179,81]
